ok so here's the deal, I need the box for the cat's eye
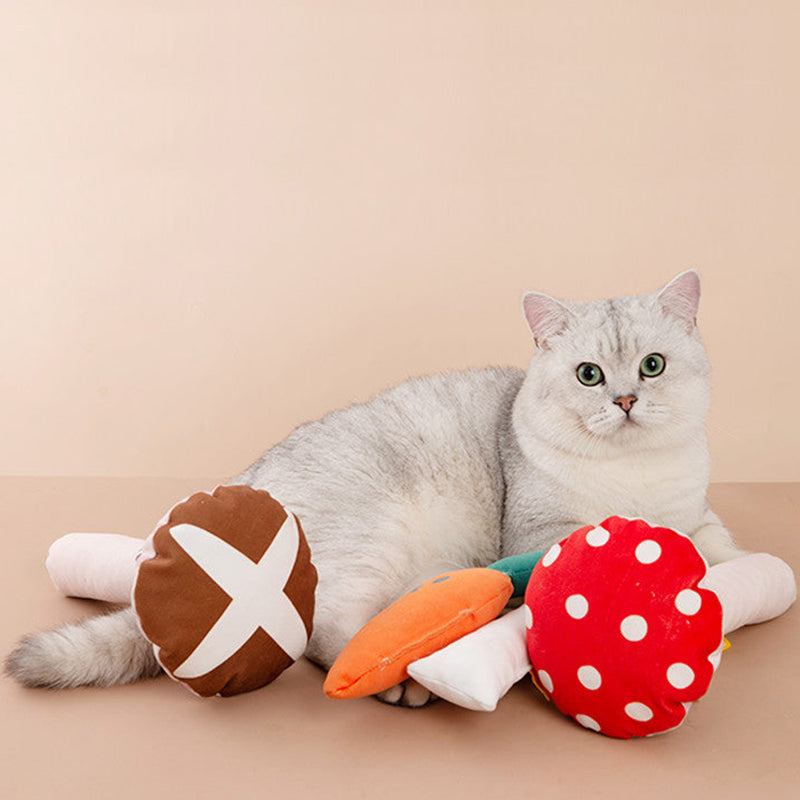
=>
[577,362,605,386]
[640,353,666,378]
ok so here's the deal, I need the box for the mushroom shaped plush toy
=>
[524,516,794,737]
[408,517,796,738]
[45,485,317,697]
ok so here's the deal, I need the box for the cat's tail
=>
[4,607,162,689]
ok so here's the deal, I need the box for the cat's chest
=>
[539,444,709,532]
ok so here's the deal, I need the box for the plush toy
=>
[46,485,317,697]
[45,498,796,732]
[334,517,796,739]
[323,551,543,699]
[323,568,515,699]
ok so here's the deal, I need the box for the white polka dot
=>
[585,526,610,547]
[620,615,648,642]
[575,714,601,732]
[542,543,561,567]
[625,702,654,722]
[537,670,553,693]
[675,589,702,616]
[524,604,533,629]
[566,594,589,619]
[635,539,662,564]
[667,663,695,689]
[577,665,602,690]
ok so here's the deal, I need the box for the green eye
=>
[640,353,666,378]
[577,362,605,386]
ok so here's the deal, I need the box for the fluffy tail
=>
[4,607,162,689]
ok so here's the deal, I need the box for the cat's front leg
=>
[501,518,591,559]
[690,508,747,566]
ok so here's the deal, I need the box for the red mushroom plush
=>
[524,516,795,738]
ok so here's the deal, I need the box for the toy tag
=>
[529,669,551,702]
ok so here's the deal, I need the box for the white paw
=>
[692,525,748,566]
[375,678,437,708]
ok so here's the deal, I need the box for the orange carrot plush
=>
[323,568,513,699]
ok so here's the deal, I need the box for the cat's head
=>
[515,271,710,456]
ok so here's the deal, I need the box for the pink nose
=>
[614,395,637,414]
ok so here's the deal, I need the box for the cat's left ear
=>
[657,270,701,329]
[522,291,571,349]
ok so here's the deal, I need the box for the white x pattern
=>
[169,512,308,679]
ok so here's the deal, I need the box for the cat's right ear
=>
[522,292,571,349]
[657,270,701,330]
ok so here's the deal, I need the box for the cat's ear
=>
[522,291,571,349]
[657,270,701,329]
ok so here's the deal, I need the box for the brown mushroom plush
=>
[46,485,317,697]
[524,516,795,737]
[132,485,317,696]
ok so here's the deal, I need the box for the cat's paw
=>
[691,524,748,566]
[375,678,437,708]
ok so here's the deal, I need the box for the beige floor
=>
[2,478,798,799]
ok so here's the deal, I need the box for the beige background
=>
[2,2,799,482]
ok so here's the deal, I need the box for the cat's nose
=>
[613,395,637,414]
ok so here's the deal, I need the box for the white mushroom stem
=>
[46,532,144,604]
[701,553,797,636]
[408,552,797,712]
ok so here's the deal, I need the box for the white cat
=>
[5,270,743,705]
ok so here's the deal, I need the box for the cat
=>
[5,270,743,705]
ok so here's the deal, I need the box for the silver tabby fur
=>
[5,271,742,705]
